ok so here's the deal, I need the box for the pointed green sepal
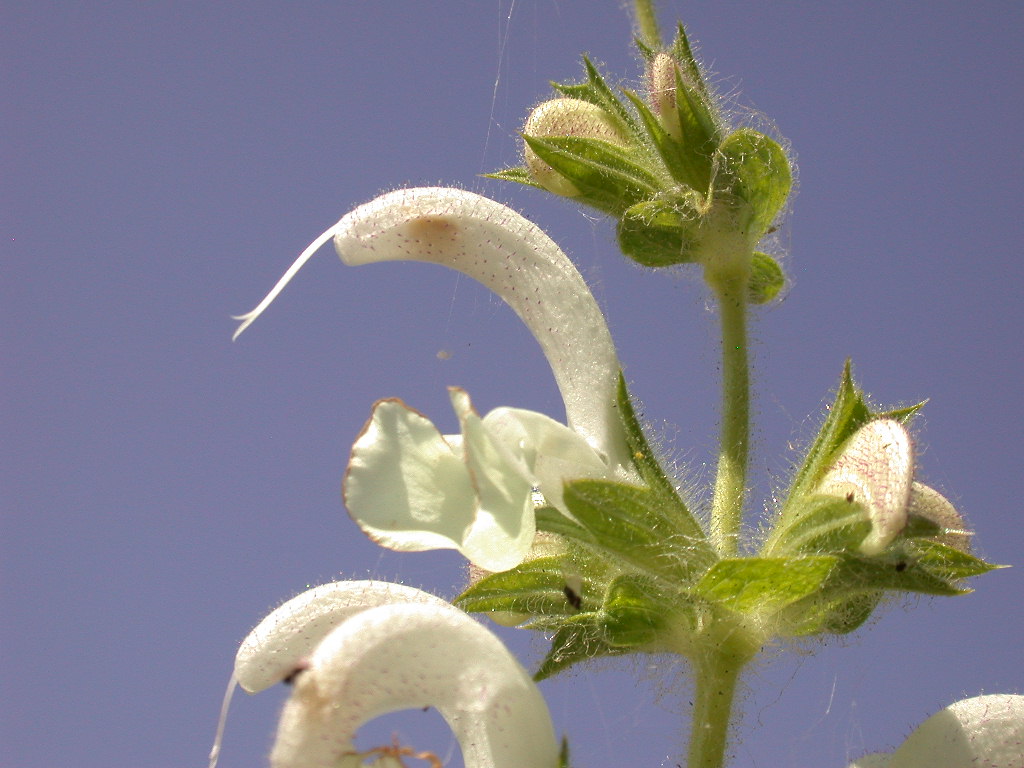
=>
[763,493,872,557]
[776,544,1001,638]
[562,478,713,582]
[455,555,596,620]
[483,166,545,189]
[551,57,640,140]
[715,128,791,238]
[748,251,785,303]
[615,373,712,553]
[908,539,1003,582]
[534,614,627,681]
[522,134,661,214]
[558,738,571,768]
[616,197,706,266]
[600,574,669,647]
[780,361,874,515]
[623,89,714,190]
[669,22,710,99]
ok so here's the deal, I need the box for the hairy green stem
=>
[633,0,662,50]
[685,629,756,768]
[709,274,750,556]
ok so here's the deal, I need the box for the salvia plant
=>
[212,2,1019,767]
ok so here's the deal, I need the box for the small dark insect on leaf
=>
[563,584,583,610]
[846,492,855,502]
[895,561,908,572]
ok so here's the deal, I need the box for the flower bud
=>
[523,98,629,196]
[647,52,684,141]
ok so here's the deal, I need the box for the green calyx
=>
[455,367,1000,680]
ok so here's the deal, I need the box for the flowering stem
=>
[709,273,750,556]
[685,628,756,768]
[633,0,662,50]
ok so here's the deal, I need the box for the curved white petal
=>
[816,419,914,555]
[344,398,478,557]
[450,388,536,571]
[345,393,537,571]
[848,694,1024,768]
[234,580,450,694]
[270,601,559,768]
[233,188,627,470]
[332,187,628,471]
[483,405,611,511]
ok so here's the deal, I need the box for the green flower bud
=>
[523,98,630,197]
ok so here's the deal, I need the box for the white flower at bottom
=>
[848,694,1024,768]
[233,580,559,768]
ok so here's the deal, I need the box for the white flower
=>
[234,187,637,570]
[848,694,1024,768]
[226,580,559,768]
[816,419,969,555]
[345,387,608,571]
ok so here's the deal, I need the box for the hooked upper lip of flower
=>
[233,186,631,474]
[232,580,560,768]
[234,187,640,569]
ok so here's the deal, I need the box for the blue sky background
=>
[3,2,1022,766]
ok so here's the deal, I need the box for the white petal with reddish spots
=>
[817,419,913,555]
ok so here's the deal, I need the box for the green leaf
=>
[563,479,713,582]
[600,574,670,647]
[534,505,595,544]
[715,128,791,238]
[763,493,871,557]
[534,614,626,680]
[483,166,544,189]
[622,89,713,190]
[781,361,874,517]
[670,22,711,99]
[694,555,838,613]
[777,543,1000,638]
[455,556,595,619]
[780,590,882,637]
[616,198,701,267]
[748,251,785,303]
[615,374,712,554]
[523,135,661,215]
[909,539,1002,582]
